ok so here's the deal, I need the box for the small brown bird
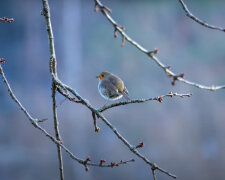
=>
[97,71,130,101]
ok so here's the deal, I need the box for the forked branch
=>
[0,63,134,172]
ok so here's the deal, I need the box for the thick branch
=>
[41,0,63,179]
[178,0,225,32]
[94,0,225,91]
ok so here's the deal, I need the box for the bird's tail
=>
[122,87,130,101]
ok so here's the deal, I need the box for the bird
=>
[96,71,130,101]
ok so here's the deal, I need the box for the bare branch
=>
[94,0,225,91]
[97,92,192,112]
[0,63,134,171]
[178,0,225,32]
[41,0,64,179]
[52,83,64,180]
[0,17,14,23]
[53,78,177,179]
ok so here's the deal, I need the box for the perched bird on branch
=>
[97,71,130,101]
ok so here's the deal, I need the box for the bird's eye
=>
[101,74,104,77]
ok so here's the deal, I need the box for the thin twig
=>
[94,0,225,91]
[178,0,225,32]
[57,87,84,104]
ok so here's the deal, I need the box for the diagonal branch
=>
[53,78,177,179]
[0,63,134,171]
[94,0,225,91]
[178,0,225,32]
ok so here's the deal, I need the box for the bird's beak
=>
[96,76,99,79]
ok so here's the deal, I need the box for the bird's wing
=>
[101,79,120,98]
[108,75,130,101]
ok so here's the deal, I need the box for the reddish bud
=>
[153,48,158,54]
[0,58,6,64]
[84,156,91,165]
[85,166,89,171]
[0,17,14,23]
[171,81,176,86]
[157,97,163,103]
[179,73,185,78]
[86,156,91,161]
[121,37,125,47]
[95,127,100,132]
[110,162,115,168]
[99,159,106,166]
[121,26,126,31]
[59,140,63,144]
[131,158,135,162]
[114,30,118,38]
[94,3,98,12]
[168,92,173,97]
[136,141,144,148]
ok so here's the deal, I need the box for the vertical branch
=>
[52,83,64,180]
[41,0,64,179]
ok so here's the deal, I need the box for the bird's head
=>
[96,71,112,80]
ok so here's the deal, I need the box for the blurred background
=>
[0,0,225,179]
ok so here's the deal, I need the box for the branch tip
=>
[114,29,118,38]
[99,159,106,166]
[94,3,99,12]
[168,92,174,97]
[0,58,6,64]
[121,36,125,47]
[110,162,116,168]
[157,97,163,103]
[136,141,144,148]
[85,166,89,172]
[92,112,100,132]
[0,17,14,23]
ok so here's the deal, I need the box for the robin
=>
[96,71,130,101]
